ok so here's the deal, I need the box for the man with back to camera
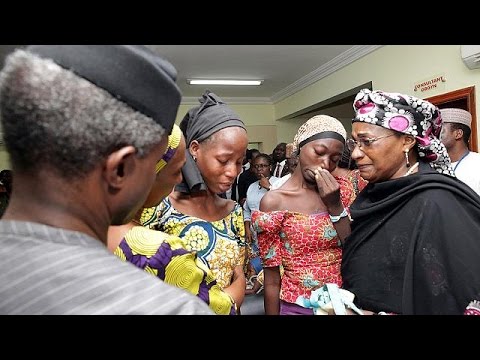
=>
[0,45,213,314]
[440,108,480,196]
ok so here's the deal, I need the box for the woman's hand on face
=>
[258,174,271,190]
[315,167,342,210]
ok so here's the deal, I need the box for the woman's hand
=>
[258,174,271,190]
[244,222,253,244]
[315,167,351,243]
[314,167,342,212]
[224,265,246,309]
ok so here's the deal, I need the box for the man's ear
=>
[103,146,137,190]
[454,128,464,141]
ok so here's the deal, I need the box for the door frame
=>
[425,86,477,152]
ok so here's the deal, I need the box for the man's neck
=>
[449,143,469,162]
[3,174,110,245]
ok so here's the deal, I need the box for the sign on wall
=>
[413,74,446,96]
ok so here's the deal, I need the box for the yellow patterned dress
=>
[114,226,236,315]
[142,198,246,289]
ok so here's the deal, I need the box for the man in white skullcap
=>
[440,108,480,196]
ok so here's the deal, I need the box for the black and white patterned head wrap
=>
[352,89,455,177]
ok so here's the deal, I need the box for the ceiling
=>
[0,45,381,103]
[147,45,381,102]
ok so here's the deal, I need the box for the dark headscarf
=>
[352,89,454,177]
[176,90,246,194]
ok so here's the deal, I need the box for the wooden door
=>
[425,86,477,152]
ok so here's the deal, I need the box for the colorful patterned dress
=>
[335,170,368,205]
[142,198,246,289]
[252,174,366,306]
[115,226,236,315]
[253,210,344,304]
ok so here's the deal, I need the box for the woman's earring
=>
[193,156,197,162]
[404,150,410,168]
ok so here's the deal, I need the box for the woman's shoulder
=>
[123,226,179,255]
[259,188,286,212]
[155,196,172,212]
[404,182,479,215]
[260,180,306,212]
[216,196,236,208]
[214,197,244,218]
[140,197,172,227]
[251,208,289,231]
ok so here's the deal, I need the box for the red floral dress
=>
[335,169,368,205]
[251,172,367,305]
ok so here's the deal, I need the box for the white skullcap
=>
[440,108,472,129]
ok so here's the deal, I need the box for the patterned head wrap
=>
[292,115,346,154]
[176,90,246,194]
[352,89,455,177]
[155,124,182,173]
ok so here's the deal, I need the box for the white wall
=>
[176,103,275,126]
[176,103,278,152]
[275,45,480,146]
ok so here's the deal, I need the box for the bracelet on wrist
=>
[329,207,349,223]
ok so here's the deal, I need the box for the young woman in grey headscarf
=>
[142,90,249,311]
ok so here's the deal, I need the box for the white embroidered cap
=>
[440,108,472,129]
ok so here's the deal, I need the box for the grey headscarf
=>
[176,90,246,194]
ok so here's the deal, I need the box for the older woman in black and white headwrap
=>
[342,89,480,315]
